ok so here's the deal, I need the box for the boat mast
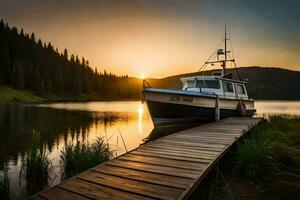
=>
[223,25,227,76]
[203,25,234,77]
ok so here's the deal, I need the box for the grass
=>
[20,129,52,195]
[0,86,45,103]
[193,115,300,200]
[0,164,9,200]
[0,86,137,103]
[61,137,112,179]
[232,122,280,180]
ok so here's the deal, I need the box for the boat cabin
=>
[181,76,249,100]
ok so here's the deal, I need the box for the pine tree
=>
[36,78,45,94]
[30,33,35,42]
[63,48,68,60]
[54,68,64,94]
[10,60,24,89]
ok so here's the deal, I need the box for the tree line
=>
[0,19,141,99]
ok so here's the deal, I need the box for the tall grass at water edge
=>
[61,137,113,179]
[204,115,300,200]
[0,164,9,199]
[232,121,280,179]
[193,115,300,200]
[20,129,52,195]
[233,115,300,181]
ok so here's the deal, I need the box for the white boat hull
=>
[144,88,256,125]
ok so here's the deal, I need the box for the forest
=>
[0,19,142,101]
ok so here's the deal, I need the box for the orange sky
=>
[1,0,299,78]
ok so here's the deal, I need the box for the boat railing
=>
[142,79,151,88]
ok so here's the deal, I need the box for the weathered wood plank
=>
[140,146,219,156]
[27,196,46,200]
[169,133,237,140]
[106,159,201,179]
[118,154,206,170]
[92,164,192,189]
[58,178,152,200]
[38,187,89,200]
[77,171,184,200]
[158,137,233,145]
[130,150,212,163]
[152,140,226,150]
[146,143,223,153]
[174,134,240,140]
[156,139,228,147]
[136,148,216,160]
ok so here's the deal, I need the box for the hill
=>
[0,19,142,102]
[147,67,300,100]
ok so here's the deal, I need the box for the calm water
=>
[0,100,300,199]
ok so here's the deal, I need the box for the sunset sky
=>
[1,0,299,78]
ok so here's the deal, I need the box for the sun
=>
[140,73,147,80]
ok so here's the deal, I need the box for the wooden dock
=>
[30,117,261,200]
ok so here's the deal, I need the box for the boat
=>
[143,26,256,126]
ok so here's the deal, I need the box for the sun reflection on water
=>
[138,103,144,134]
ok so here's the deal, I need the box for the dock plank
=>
[146,143,223,153]
[152,140,226,150]
[58,178,152,200]
[158,137,233,145]
[136,148,216,160]
[92,164,192,189]
[106,159,201,179]
[38,187,89,200]
[140,146,219,156]
[77,171,184,200]
[118,154,207,170]
[30,117,261,200]
[130,150,212,163]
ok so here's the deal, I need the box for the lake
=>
[1,100,300,199]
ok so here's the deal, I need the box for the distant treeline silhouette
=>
[0,19,141,99]
[148,67,300,100]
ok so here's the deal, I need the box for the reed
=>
[232,115,300,181]
[0,165,9,199]
[61,137,112,179]
[20,129,52,194]
[195,115,300,200]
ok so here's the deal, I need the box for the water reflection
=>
[1,100,300,199]
[255,101,300,116]
[0,101,153,199]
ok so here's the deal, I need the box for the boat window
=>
[223,81,234,93]
[186,81,195,88]
[204,80,220,89]
[236,84,245,94]
[196,80,205,88]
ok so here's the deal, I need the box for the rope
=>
[226,53,242,80]
[199,40,223,72]
[228,30,235,60]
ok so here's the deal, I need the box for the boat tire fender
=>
[237,102,246,116]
